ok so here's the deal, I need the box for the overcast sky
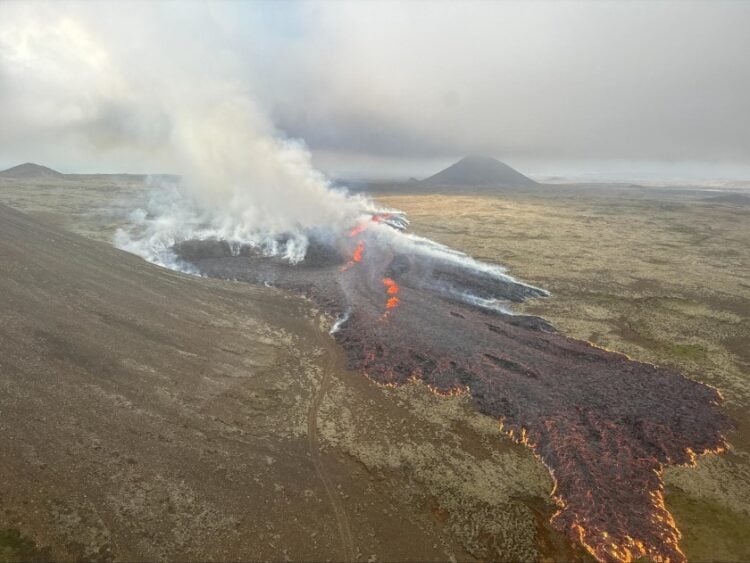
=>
[1,1,749,180]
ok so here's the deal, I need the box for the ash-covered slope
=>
[0,162,64,179]
[422,155,538,187]
[0,203,324,559]
[9,202,571,562]
[177,216,732,563]
[3,204,491,561]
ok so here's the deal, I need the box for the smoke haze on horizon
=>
[1,1,749,181]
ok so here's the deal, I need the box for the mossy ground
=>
[377,186,750,560]
[0,529,51,562]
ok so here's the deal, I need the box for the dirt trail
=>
[307,326,356,561]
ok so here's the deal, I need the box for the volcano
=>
[422,155,538,188]
[0,162,64,179]
[173,214,731,563]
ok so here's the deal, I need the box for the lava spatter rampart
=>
[174,221,732,563]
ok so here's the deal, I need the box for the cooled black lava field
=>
[175,216,732,563]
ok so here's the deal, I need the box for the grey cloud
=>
[1,0,749,176]
[266,1,750,165]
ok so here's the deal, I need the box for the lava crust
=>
[174,221,732,563]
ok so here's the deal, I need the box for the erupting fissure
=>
[341,214,387,271]
[340,241,365,272]
[382,277,400,312]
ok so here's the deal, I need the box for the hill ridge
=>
[0,162,64,179]
[422,155,537,188]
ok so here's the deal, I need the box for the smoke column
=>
[0,4,376,266]
[0,3,540,302]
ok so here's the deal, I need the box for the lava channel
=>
[173,220,733,563]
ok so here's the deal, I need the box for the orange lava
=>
[371,212,393,223]
[382,277,399,295]
[382,278,401,312]
[426,383,469,397]
[340,241,365,272]
[348,213,394,238]
[352,241,364,262]
[349,224,367,237]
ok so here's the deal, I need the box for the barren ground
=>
[0,177,748,561]
[0,179,572,561]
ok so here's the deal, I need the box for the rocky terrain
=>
[176,208,731,563]
[0,201,571,561]
[376,186,750,561]
[1,171,747,561]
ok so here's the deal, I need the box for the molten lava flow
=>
[176,231,733,563]
[383,277,399,295]
[371,212,393,223]
[332,305,731,563]
[340,240,365,272]
[426,383,470,397]
[382,277,400,313]
[352,241,364,262]
[348,224,367,237]
[348,213,395,238]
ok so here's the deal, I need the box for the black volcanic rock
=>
[0,162,64,179]
[422,155,537,187]
[177,221,732,563]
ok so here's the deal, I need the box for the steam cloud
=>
[0,2,562,298]
[0,3,382,264]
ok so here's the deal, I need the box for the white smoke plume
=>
[0,3,376,266]
[0,2,551,317]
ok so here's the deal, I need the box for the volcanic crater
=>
[174,215,732,563]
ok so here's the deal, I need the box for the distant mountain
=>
[0,162,64,179]
[422,155,537,188]
[0,163,181,184]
